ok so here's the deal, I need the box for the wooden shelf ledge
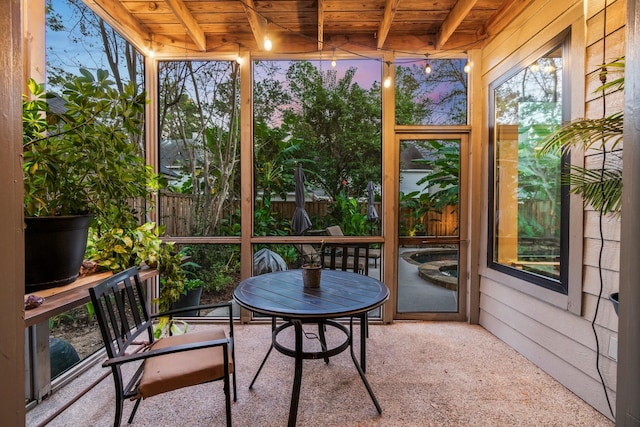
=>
[24,268,157,327]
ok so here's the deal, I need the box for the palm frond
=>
[595,57,625,93]
[565,164,622,213]
[537,112,624,156]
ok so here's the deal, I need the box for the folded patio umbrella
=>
[292,164,312,235]
[366,181,379,222]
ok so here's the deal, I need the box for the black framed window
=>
[488,31,571,294]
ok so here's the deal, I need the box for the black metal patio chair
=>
[89,267,236,427]
[320,242,371,338]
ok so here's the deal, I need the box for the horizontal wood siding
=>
[478,0,623,420]
[480,279,617,416]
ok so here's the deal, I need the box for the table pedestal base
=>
[249,317,382,427]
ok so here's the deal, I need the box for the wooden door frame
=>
[392,130,470,321]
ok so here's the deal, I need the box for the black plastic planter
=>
[609,292,619,316]
[24,214,92,293]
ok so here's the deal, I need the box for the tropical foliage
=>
[538,58,624,214]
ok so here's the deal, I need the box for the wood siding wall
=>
[477,0,622,420]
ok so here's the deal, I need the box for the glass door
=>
[395,133,468,320]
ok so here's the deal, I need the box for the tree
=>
[46,0,145,153]
[158,60,241,236]
[282,61,382,200]
[395,59,468,125]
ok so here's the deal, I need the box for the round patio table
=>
[234,269,389,427]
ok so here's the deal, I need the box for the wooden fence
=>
[158,192,554,238]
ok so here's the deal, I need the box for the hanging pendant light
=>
[424,54,431,74]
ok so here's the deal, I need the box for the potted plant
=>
[301,241,324,288]
[85,221,191,307]
[538,57,624,314]
[22,70,158,292]
[171,278,205,317]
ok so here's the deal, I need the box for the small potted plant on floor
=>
[171,278,205,317]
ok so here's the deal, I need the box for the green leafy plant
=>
[85,222,164,272]
[22,70,160,228]
[538,58,624,214]
[181,245,240,294]
[155,244,187,312]
[302,240,325,267]
[86,222,190,321]
[183,278,204,292]
[326,191,368,235]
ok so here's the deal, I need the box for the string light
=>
[530,61,540,72]
[424,54,431,74]
[463,51,470,73]
[161,0,486,64]
[263,19,273,51]
[383,61,392,88]
[331,48,337,68]
[148,34,155,58]
[158,0,485,68]
[235,43,243,65]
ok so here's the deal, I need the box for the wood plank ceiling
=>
[85,0,533,57]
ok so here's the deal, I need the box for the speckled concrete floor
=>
[27,322,614,427]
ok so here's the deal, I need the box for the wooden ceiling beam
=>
[241,0,268,51]
[437,0,478,49]
[83,0,150,53]
[318,0,325,50]
[479,0,535,39]
[164,0,206,51]
[376,0,401,50]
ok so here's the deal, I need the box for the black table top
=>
[233,269,389,319]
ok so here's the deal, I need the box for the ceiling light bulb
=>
[530,62,540,72]
[331,59,336,68]
[464,61,470,73]
[383,76,392,88]
[264,36,272,51]
[236,55,243,65]
[425,63,432,74]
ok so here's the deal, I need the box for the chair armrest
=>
[151,301,233,319]
[103,337,230,368]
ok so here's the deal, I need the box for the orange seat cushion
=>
[137,328,232,399]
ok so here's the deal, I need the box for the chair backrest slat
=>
[89,267,153,359]
[321,243,370,276]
